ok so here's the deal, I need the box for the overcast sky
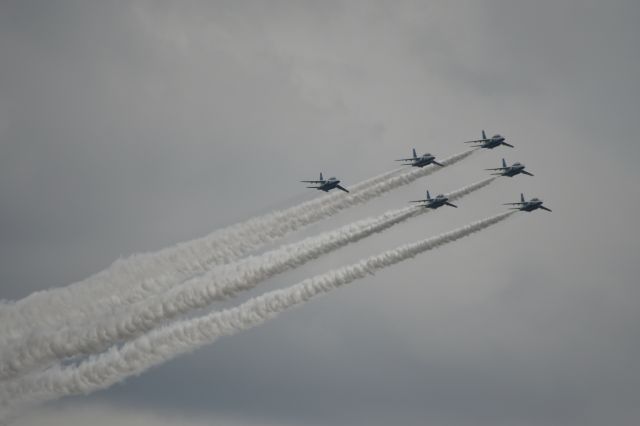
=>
[2,1,640,425]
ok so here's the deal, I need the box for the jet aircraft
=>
[486,158,534,177]
[301,172,349,193]
[409,190,457,209]
[464,130,514,149]
[396,149,444,168]
[504,193,552,212]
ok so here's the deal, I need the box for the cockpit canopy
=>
[530,198,540,202]
[328,177,337,181]
[513,162,522,167]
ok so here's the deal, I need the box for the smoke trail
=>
[0,211,514,415]
[0,165,409,343]
[0,173,492,380]
[448,176,496,201]
[1,150,475,344]
[0,177,495,378]
[0,207,419,380]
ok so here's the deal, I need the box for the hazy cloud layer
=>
[2,1,639,425]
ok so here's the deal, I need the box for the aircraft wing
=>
[521,170,534,176]
[409,199,427,203]
[502,142,515,148]
[432,161,445,167]
[540,206,552,212]
[464,139,490,144]
[485,167,507,171]
[300,180,326,184]
[395,158,415,162]
[445,202,458,208]
[336,184,350,193]
[503,202,525,205]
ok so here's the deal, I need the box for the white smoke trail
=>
[0,207,419,380]
[0,165,409,344]
[0,174,492,381]
[447,176,496,200]
[0,210,514,417]
[1,150,475,345]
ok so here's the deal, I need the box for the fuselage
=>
[412,154,436,168]
[502,163,525,177]
[482,134,506,149]
[317,178,340,192]
[520,199,544,212]
[425,195,450,209]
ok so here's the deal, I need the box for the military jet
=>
[504,193,552,212]
[486,158,534,177]
[301,172,349,193]
[464,130,514,149]
[396,148,444,168]
[409,190,457,209]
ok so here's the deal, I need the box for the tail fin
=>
[426,190,431,200]
[319,172,323,181]
[482,130,487,140]
[521,193,525,203]
[502,158,507,168]
[412,148,417,159]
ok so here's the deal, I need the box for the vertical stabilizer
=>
[521,193,525,203]
[320,172,323,181]
[412,148,417,159]
[502,158,507,168]
[482,130,487,139]
[426,190,431,201]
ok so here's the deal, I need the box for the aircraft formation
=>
[300,129,551,213]
[0,129,552,416]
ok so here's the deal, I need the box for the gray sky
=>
[2,1,640,425]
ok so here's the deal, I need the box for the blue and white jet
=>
[301,172,349,193]
[396,148,444,168]
[409,190,457,209]
[486,158,534,177]
[504,193,552,212]
[464,130,514,149]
